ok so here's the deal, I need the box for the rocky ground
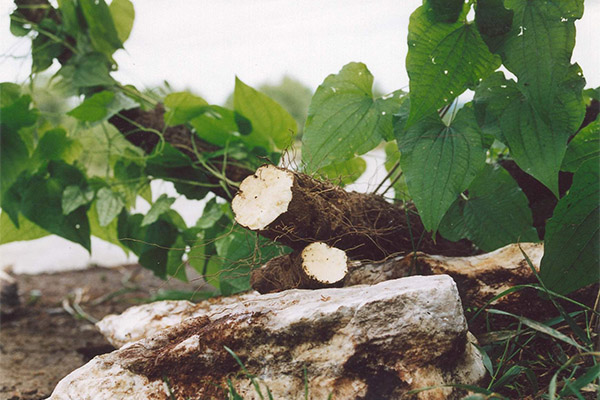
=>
[0,265,205,400]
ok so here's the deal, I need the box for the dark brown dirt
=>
[0,264,204,400]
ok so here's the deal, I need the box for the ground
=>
[0,264,204,400]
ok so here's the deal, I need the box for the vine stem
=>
[373,159,400,195]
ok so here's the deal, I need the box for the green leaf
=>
[302,63,405,171]
[487,309,588,351]
[117,211,146,255]
[138,218,179,279]
[109,0,134,43]
[32,128,82,167]
[57,0,80,36]
[166,236,187,282]
[316,157,367,187]
[397,106,486,232]
[10,17,31,37]
[20,161,91,251]
[88,201,129,254]
[195,198,226,229]
[58,52,116,89]
[498,0,583,112]
[561,119,599,172]
[234,77,297,151]
[67,91,115,121]
[0,83,21,106]
[62,185,94,215]
[406,6,500,126]
[189,106,251,147]
[164,91,209,126]
[426,0,464,23]
[112,158,146,207]
[31,19,64,72]
[0,94,38,133]
[540,159,599,295]
[0,95,38,215]
[141,194,176,226]
[216,227,288,295]
[96,187,125,227]
[0,213,49,245]
[69,91,137,123]
[474,69,585,195]
[439,164,539,251]
[475,0,514,39]
[80,0,123,56]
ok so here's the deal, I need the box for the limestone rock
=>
[345,243,548,321]
[49,275,485,400]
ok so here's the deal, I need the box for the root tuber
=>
[251,242,348,293]
[233,165,475,261]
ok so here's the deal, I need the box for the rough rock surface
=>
[50,275,485,400]
[345,243,544,311]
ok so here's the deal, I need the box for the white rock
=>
[50,275,485,400]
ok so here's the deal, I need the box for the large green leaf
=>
[109,0,135,44]
[189,106,252,147]
[316,157,367,187]
[540,159,599,294]
[20,161,91,251]
[475,0,514,40]
[80,0,123,57]
[474,69,585,195]
[233,77,297,151]
[302,63,405,171]
[397,106,486,232]
[498,0,583,112]
[439,164,538,251]
[0,213,49,245]
[561,119,599,173]
[406,5,500,126]
[427,0,464,23]
[163,91,209,126]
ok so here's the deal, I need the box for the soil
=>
[0,264,206,400]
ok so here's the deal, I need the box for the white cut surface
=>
[232,165,294,230]
[301,242,348,284]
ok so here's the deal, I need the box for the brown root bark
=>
[251,242,348,293]
[233,165,476,261]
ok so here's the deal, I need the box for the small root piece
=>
[251,242,348,293]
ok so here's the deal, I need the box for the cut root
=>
[251,242,348,294]
[233,165,475,261]
[231,165,294,230]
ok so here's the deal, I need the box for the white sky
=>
[1,0,598,105]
